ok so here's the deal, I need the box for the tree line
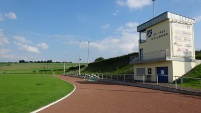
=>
[195,50,201,60]
[19,60,72,63]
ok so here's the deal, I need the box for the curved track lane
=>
[39,75,201,113]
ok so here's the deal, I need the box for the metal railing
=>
[138,74,201,91]
[67,73,134,82]
[67,73,201,92]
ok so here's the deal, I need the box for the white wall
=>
[134,61,172,82]
[172,61,196,81]
[196,60,201,66]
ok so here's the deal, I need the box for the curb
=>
[31,84,76,113]
[98,79,201,96]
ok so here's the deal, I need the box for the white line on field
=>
[31,84,76,113]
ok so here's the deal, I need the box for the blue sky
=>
[0,0,201,62]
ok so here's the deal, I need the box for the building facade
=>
[130,12,196,83]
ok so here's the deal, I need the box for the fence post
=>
[102,74,103,79]
[124,75,125,82]
[143,75,145,83]
[157,75,158,85]
[175,76,177,89]
[111,75,112,80]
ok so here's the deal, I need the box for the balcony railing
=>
[130,49,170,63]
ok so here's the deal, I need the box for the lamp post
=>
[152,0,155,17]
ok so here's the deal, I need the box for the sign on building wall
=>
[172,23,193,57]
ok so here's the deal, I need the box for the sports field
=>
[0,62,76,74]
[0,74,74,113]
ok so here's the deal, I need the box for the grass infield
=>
[0,74,74,113]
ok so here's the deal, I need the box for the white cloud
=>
[0,54,15,60]
[0,29,9,46]
[13,36,32,44]
[82,22,139,59]
[37,42,49,49]
[116,0,152,10]
[5,12,17,20]
[112,10,119,16]
[14,41,40,53]
[194,16,201,22]
[125,22,139,28]
[0,49,10,54]
[101,23,110,29]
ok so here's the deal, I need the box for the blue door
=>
[157,67,168,83]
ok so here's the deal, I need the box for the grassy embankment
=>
[179,64,201,89]
[0,63,75,113]
[82,53,138,74]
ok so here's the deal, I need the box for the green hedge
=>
[83,52,138,73]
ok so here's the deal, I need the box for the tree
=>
[47,60,52,63]
[19,60,26,63]
[196,54,201,60]
[195,50,201,55]
[94,57,104,62]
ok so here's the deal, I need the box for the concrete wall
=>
[196,60,201,66]
[134,61,172,82]
[139,20,171,60]
[134,61,196,83]
[172,61,196,81]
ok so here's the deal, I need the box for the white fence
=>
[67,73,201,92]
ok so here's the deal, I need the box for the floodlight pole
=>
[87,41,90,67]
[64,55,66,75]
[152,0,155,17]
[78,41,81,76]
[64,61,65,75]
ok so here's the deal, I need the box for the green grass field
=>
[0,62,78,74]
[0,74,74,113]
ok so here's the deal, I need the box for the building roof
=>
[137,11,195,32]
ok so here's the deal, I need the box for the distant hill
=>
[82,52,138,74]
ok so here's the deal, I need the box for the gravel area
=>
[39,75,201,113]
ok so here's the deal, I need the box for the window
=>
[148,68,152,74]
[136,68,145,76]
[139,31,146,43]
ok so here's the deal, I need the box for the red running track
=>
[39,75,201,113]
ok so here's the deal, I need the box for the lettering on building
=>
[149,30,168,40]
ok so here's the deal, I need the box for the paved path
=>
[39,75,201,113]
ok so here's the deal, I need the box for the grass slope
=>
[0,74,74,113]
[82,53,137,74]
[179,64,201,89]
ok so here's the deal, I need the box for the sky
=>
[0,0,201,63]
